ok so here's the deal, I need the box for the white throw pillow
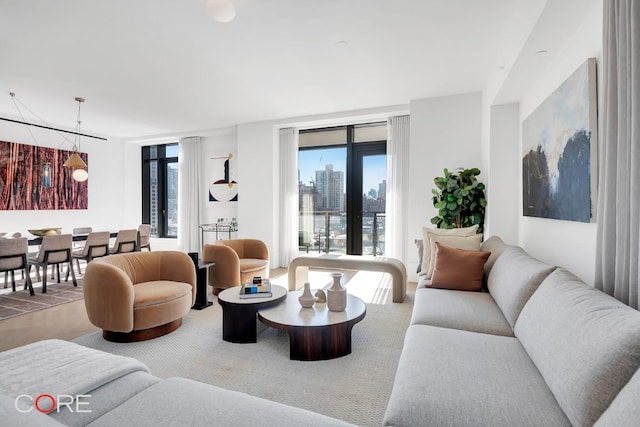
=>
[420,225,479,275]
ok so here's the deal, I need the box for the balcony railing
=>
[298,211,386,255]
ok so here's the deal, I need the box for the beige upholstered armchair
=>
[203,239,269,294]
[83,251,196,342]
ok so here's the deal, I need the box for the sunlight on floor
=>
[270,269,391,305]
[343,270,392,305]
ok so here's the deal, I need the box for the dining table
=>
[27,231,140,251]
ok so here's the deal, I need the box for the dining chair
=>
[28,234,76,293]
[70,226,94,274]
[66,231,110,280]
[0,237,34,295]
[110,229,138,254]
[1,232,23,289]
[138,224,152,251]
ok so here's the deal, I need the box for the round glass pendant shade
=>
[72,168,89,182]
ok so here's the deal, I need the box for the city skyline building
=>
[315,164,344,211]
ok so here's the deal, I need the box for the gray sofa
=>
[0,339,355,427]
[383,236,640,426]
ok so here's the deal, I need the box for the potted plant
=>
[431,167,486,232]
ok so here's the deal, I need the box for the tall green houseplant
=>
[431,167,486,232]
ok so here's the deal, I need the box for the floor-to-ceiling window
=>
[142,144,178,238]
[298,123,386,255]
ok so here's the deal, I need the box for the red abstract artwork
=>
[0,140,88,210]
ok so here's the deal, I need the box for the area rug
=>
[73,272,415,427]
[0,280,84,321]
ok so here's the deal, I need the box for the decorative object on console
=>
[28,228,62,237]
[327,272,347,312]
[431,167,486,232]
[315,288,327,303]
[522,58,597,223]
[298,282,316,308]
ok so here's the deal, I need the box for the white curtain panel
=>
[595,0,640,309]
[177,136,202,253]
[279,128,299,267]
[385,115,410,262]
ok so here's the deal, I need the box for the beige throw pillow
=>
[420,225,479,276]
[426,233,483,279]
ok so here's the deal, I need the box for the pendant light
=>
[63,97,88,182]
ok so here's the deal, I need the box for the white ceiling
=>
[0,0,536,140]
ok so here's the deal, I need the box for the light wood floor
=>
[0,267,290,352]
[0,299,98,352]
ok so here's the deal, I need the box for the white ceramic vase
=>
[327,272,346,312]
[298,282,316,308]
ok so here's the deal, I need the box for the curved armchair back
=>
[92,251,196,290]
[218,239,269,260]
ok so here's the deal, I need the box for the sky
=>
[298,148,386,193]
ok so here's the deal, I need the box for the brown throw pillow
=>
[429,242,491,291]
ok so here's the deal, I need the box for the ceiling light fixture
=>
[63,97,89,182]
[206,0,236,23]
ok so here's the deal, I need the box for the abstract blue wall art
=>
[522,58,598,222]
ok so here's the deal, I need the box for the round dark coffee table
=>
[258,291,366,361]
[217,285,287,343]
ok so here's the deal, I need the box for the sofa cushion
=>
[514,268,640,427]
[133,281,192,307]
[594,368,640,426]
[240,258,269,273]
[411,288,513,336]
[487,246,555,328]
[88,377,356,427]
[383,325,571,427]
[420,225,478,275]
[429,242,490,291]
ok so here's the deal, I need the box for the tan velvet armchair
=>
[83,251,196,342]
[203,239,269,294]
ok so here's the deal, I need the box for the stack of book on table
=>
[239,277,272,298]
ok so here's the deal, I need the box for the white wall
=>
[237,122,280,266]
[0,121,140,237]
[485,103,519,244]
[516,0,602,284]
[407,93,483,280]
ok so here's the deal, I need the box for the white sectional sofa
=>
[0,340,355,427]
[383,236,640,426]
